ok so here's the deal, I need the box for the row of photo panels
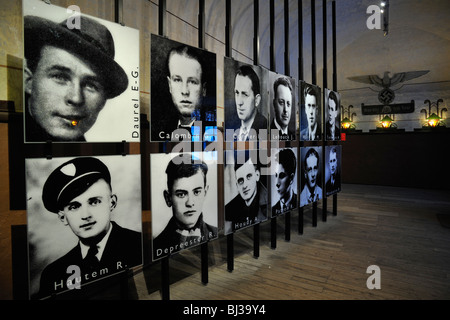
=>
[23,0,341,144]
[25,147,341,299]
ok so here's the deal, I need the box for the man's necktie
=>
[84,245,99,265]
[239,128,248,141]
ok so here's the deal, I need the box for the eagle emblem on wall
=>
[348,70,429,104]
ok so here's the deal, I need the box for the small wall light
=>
[341,117,353,130]
[426,113,441,128]
[379,115,396,129]
[381,115,392,128]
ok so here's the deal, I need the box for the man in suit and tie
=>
[271,148,297,216]
[232,65,268,142]
[270,76,295,141]
[36,157,142,299]
[300,83,321,141]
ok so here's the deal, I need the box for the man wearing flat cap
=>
[36,157,142,299]
[24,14,129,142]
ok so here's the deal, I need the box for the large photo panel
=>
[325,145,342,196]
[325,89,341,141]
[23,0,140,143]
[299,146,323,207]
[270,147,298,218]
[268,71,297,141]
[224,57,269,142]
[150,34,217,142]
[224,149,268,235]
[150,152,218,261]
[26,155,143,299]
[299,81,322,141]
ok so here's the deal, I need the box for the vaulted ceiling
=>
[167,0,450,92]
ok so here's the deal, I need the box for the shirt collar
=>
[274,118,288,134]
[234,116,256,141]
[178,118,196,129]
[80,222,113,260]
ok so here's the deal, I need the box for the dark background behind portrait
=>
[268,71,297,138]
[224,149,268,235]
[223,57,269,139]
[270,147,298,210]
[299,81,322,141]
[325,88,341,141]
[300,146,323,199]
[324,145,342,195]
[150,34,217,141]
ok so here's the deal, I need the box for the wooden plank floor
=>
[132,184,450,300]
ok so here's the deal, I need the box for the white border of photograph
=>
[26,154,142,299]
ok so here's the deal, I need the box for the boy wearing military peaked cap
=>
[36,156,142,299]
[42,157,112,214]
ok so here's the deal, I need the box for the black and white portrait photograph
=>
[269,71,297,141]
[325,89,341,141]
[150,152,218,261]
[224,57,269,142]
[270,147,298,217]
[300,146,323,207]
[26,155,143,299]
[299,81,322,141]
[23,0,140,143]
[224,149,268,235]
[325,145,342,196]
[150,34,217,142]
